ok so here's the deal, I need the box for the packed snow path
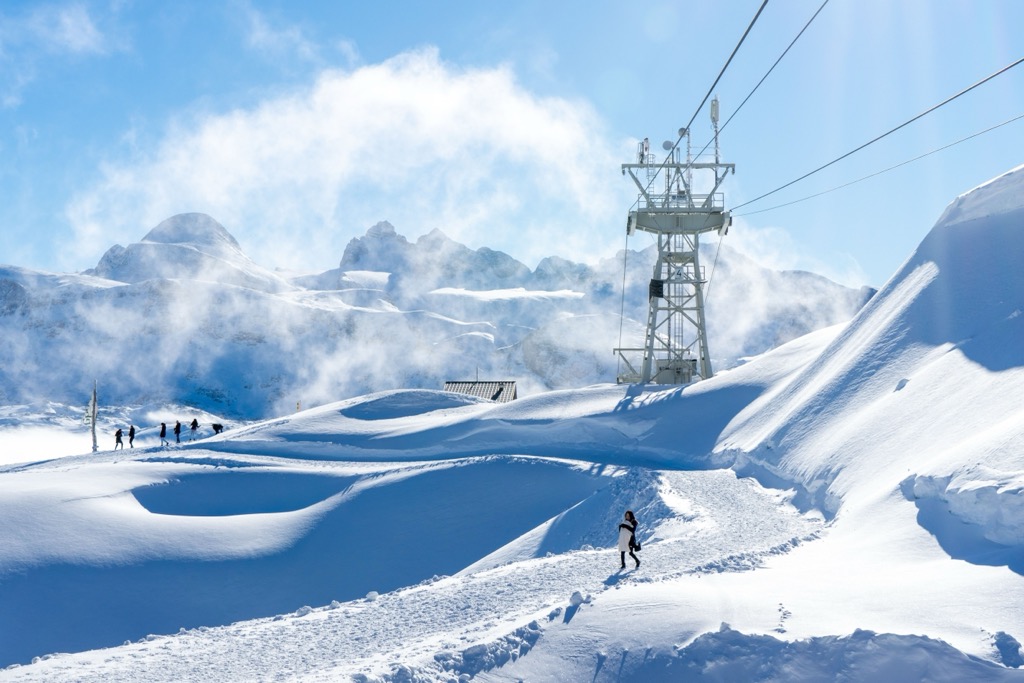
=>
[2,469,821,682]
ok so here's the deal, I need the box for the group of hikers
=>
[112,424,137,449]
[114,418,224,449]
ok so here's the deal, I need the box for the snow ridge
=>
[4,166,1024,681]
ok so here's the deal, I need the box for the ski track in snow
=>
[2,470,821,682]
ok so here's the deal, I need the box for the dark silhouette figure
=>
[159,422,168,446]
[190,418,199,440]
[618,510,640,569]
[211,423,224,434]
[174,421,181,443]
[114,428,123,450]
[128,425,135,448]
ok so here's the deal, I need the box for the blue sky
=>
[1,0,1022,287]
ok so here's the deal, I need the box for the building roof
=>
[443,381,518,403]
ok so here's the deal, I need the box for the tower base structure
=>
[614,122,734,385]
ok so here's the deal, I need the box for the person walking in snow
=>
[190,418,199,440]
[160,422,168,446]
[128,424,135,448]
[114,428,124,450]
[618,510,640,569]
[174,420,181,443]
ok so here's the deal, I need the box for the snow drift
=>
[1,165,1024,681]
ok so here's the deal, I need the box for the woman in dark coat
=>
[617,510,640,569]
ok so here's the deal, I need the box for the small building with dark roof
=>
[443,380,518,403]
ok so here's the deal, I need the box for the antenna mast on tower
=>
[615,97,735,385]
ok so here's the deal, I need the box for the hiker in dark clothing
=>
[174,421,181,443]
[190,418,199,440]
[128,425,135,448]
[618,510,640,569]
[160,422,168,446]
[114,428,124,450]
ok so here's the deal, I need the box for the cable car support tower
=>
[615,98,735,385]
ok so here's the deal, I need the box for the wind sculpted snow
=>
[0,461,823,681]
[4,167,1024,681]
[718,163,1024,520]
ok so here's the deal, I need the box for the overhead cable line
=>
[721,0,829,133]
[733,55,1024,212]
[637,0,769,204]
[698,0,831,305]
[682,0,770,138]
[695,0,830,175]
[622,0,770,335]
[735,112,1024,218]
[616,230,630,377]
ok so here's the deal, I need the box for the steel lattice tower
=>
[615,99,735,384]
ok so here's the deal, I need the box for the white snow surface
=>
[2,166,1024,681]
[429,287,585,301]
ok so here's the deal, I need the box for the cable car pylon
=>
[615,97,735,385]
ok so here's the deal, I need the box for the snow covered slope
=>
[2,167,1023,681]
[720,163,1024,524]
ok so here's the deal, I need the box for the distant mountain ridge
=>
[0,213,872,418]
[298,221,533,294]
[87,213,294,294]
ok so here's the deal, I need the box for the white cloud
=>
[0,3,109,107]
[726,220,803,272]
[335,39,360,67]
[29,4,107,55]
[65,48,629,272]
[1,67,34,109]
[15,124,39,149]
[243,5,319,63]
[728,218,871,289]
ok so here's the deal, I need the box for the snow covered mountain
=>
[89,213,294,294]
[0,164,1022,681]
[0,213,869,419]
